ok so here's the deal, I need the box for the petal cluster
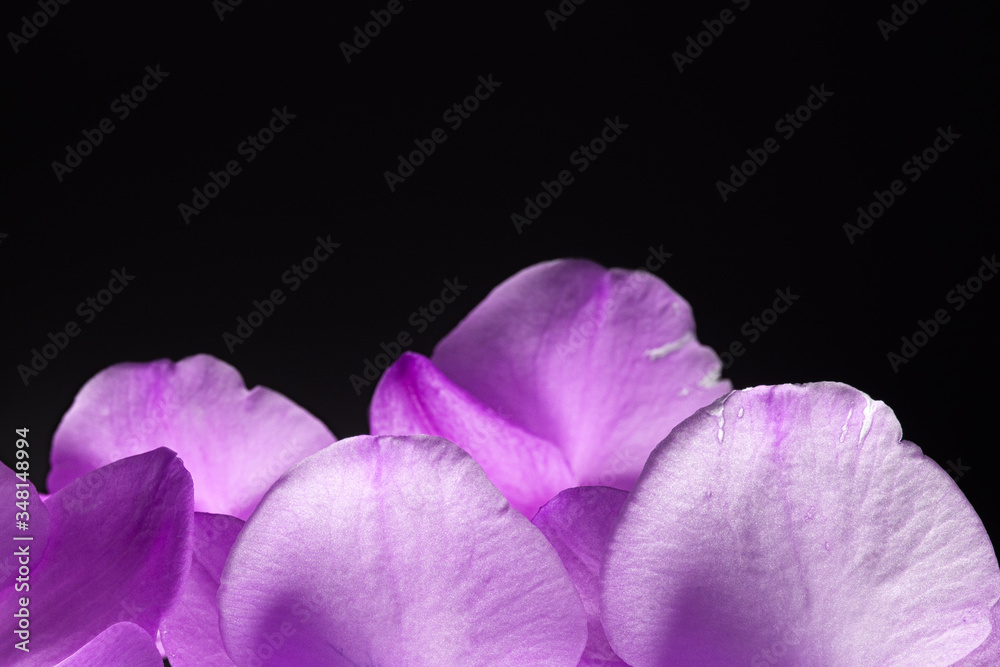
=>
[371,259,731,516]
[6,259,996,666]
[0,448,193,666]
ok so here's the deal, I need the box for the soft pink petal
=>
[219,435,587,666]
[162,512,244,667]
[600,383,1000,666]
[953,600,1000,665]
[1,464,49,589]
[54,622,161,667]
[532,487,629,666]
[0,448,194,666]
[432,259,732,489]
[370,352,574,517]
[48,353,335,519]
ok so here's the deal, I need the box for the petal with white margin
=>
[952,599,1000,666]
[54,622,162,667]
[601,383,1000,666]
[219,435,587,666]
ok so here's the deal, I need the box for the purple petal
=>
[162,512,244,667]
[532,487,629,666]
[1,464,49,590]
[48,353,335,519]
[371,352,574,517]
[219,435,587,666]
[953,600,1000,665]
[600,383,1000,666]
[0,448,193,666]
[431,259,732,489]
[54,622,161,667]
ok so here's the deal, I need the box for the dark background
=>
[2,0,997,559]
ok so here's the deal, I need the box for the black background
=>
[2,0,997,562]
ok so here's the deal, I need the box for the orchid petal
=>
[218,435,587,666]
[0,448,193,666]
[162,512,244,667]
[533,486,629,666]
[48,354,335,519]
[952,600,1000,666]
[600,383,1000,666]
[431,259,731,488]
[371,352,574,517]
[54,622,161,667]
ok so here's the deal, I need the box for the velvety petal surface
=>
[370,352,575,517]
[162,512,245,667]
[600,383,1000,666]
[532,486,629,666]
[48,353,335,519]
[54,622,162,667]
[953,600,1000,666]
[0,448,194,666]
[1,463,49,589]
[430,259,731,489]
[218,435,587,666]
